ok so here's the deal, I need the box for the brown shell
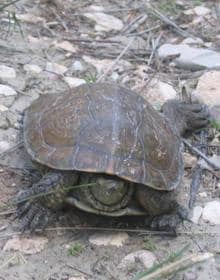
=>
[24,83,183,191]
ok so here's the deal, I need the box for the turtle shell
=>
[24,83,183,191]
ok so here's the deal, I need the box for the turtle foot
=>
[16,201,54,232]
[13,172,67,232]
[162,100,209,136]
[150,213,181,231]
[150,207,189,231]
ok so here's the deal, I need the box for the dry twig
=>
[138,252,214,280]
[145,4,192,38]
[183,139,220,170]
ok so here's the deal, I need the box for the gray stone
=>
[158,44,220,70]
[118,250,157,269]
[192,71,220,125]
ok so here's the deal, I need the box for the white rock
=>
[84,12,123,32]
[16,13,45,24]
[0,141,10,152]
[0,85,17,96]
[46,62,68,75]
[54,40,77,53]
[87,5,105,12]
[202,201,220,225]
[199,192,208,198]
[0,105,8,112]
[3,236,48,254]
[190,206,203,224]
[158,44,220,70]
[89,232,129,247]
[72,61,84,71]
[181,37,203,45]
[0,65,16,79]
[136,79,177,109]
[193,6,211,16]
[193,71,220,124]
[64,77,86,88]
[118,250,157,269]
[23,64,42,74]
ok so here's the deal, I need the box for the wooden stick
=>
[139,252,214,280]
[183,139,220,170]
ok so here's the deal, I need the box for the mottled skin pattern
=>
[15,83,209,231]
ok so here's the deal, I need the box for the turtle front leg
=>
[136,183,190,231]
[162,100,209,136]
[15,171,78,232]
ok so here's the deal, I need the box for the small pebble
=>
[72,60,84,71]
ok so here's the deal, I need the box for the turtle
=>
[15,82,209,231]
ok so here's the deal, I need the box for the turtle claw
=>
[150,206,189,231]
[18,201,53,232]
[162,100,210,136]
[14,172,68,231]
[150,213,182,231]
